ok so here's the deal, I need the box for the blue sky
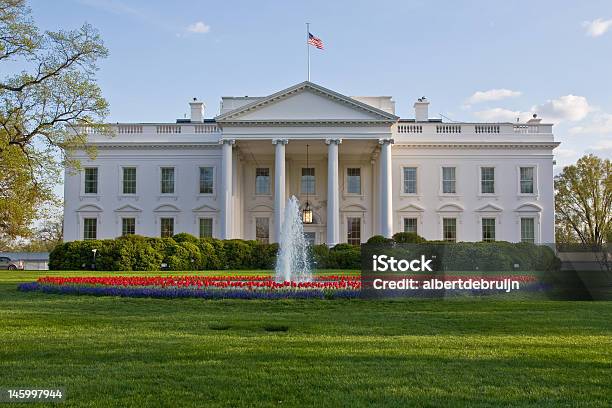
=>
[29,0,612,170]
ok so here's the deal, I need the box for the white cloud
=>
[187,21,211,34]
[583,18,612,37]
[474,108,521,122]
[531,95,590,123]
[590,140,612,151]
[586,139,612,159]
[466,89,521,104]
[569,112,612,135]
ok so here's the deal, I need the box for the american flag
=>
[308,32,324,49]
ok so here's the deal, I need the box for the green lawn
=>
[0,270,611,407]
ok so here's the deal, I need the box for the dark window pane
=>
[122,218,135,236]
[347,217,361,245]
[84,218,97,240]
[199,218,213,238]
[199,167,214,194]
[347,168,361,194]
[160,218,174,237]
[84,168,98,194]
[122,167,136,194]
[161,168,175,194]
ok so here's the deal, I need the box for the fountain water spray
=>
[274,196,312,282]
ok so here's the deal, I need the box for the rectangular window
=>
[521,218,535,243]
[255,168,271,195]
[122,217,135,236]
[442,167,456,194]
[304,232,316,246]
[347,217,361,245]
[161,167,175,194]
[442,218,456,242]
[403,167,417,194]
[520,167,534,194]
[481,167,495,194]
[301,168,315,194]
[83,218,97,240]
[347,168,361,194]
[403,218,418,234]
[122,167,136,194]
[199,218,213,238]
[255,217,270,244]
[160,218,174,238]
[199,167,214,194]
[84,168,98,194]
[482,218,496,242]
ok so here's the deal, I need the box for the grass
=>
[0,270,611,407]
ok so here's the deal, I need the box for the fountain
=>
[274,196,313,282]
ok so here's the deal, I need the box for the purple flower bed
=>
[17,282,360,300]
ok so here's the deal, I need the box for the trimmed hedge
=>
[49,235,279,271]
[49,232,558,272]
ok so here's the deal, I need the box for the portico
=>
[215,81,399,245]
[217,137,390,245]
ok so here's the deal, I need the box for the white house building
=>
[63,81,559,245]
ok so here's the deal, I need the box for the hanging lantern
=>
[302,201,313,224]
[302,143,313,224]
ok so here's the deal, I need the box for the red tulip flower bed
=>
[17,273,541,300]
[17,275,363,300]
[36,275,362,290]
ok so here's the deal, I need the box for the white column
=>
[379,138,394,238]
[326,138,342,246]
[220,139,235,239]
[273,139,288,242]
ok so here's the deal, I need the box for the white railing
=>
[118,125,143,134]
[475,124,500,133]
[194,124,220,133]
[437,124,462,133]
[79,125,104,134]
[397,124,422,133]
[513,124,541,134]
[156,125,182,134]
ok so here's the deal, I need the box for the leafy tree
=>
[555,154,611,246]
[0,0,110,239]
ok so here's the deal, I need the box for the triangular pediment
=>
[398,203,425,212]
[153,204,181,212]
[192,204,218,212]
[249,204,274,212]
[437,203,464,212]
[515,203,542,212]
[475,203,503,212]
[341,204,367,212]
[76,204,103,212]
[215,82,398,124]
[114,204,142,212]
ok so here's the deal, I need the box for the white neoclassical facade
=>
[64,81,559,245]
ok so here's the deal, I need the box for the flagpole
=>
[306,22,310,81]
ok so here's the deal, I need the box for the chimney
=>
[414,97,429,122]
[189,98,205,122]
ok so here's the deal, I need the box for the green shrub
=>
[251,243,278,269]
[222,239,256,270]
[50,233,559,274]
[327,244,361,269]
[311,244,330,269]
[331,243,355,252]
[115,235,162,271]
[198,238,225,269]
[367,235,392,244]
[172,232,200,245]
[392,232,426,244]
